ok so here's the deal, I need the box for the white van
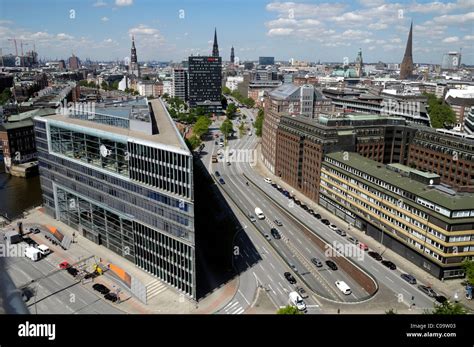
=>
[37,244,50,256]
[289,291,306,311]
[24,247,41,261]
[335,280,352,295]
[254,207,265,220]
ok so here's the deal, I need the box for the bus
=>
[254,207,265,220]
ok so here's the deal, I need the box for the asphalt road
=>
[201,106,437,312]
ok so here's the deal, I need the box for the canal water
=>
[0,162,42,220]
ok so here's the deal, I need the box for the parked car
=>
[321,219,330,225]
[418,285,437,297]
[219,178,225,184]
[294,199,301,206]
[435,295,448,304]
[314,213,322,220]
[274,219,283,227]
[401,273,417,284]
[326,260,338,271]
[92,283,110,295]
[271,183,277,188]
[347,236,358,244]
[335,229,347,237]
[104,293,118,302]
[381,260,397,270]
[297,287,309,299]
[270,228,281,239]
[214,141,218,145]
[311,258,323,267]
[215,171,220,177]
[329,224,338,231]
[358,242,369,251]
[67,267,79,277]
[368,251,382,261]
[284,272,297,284]
[307,209,314,215]
[59,261,70,269]
[248,214,256,222]
[264,177,272,184]
[33,228,40,234]
[301,204,309,211]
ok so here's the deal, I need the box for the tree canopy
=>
[254,108,264,137]
[277,305,302,315]
[424,93,456,129]
[193,116,212,139]
[220,119,234,139]
[432,301,467,315]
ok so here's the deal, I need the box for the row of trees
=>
[424,93,456,129]
[254,108,264,137]
[222,87,256,108]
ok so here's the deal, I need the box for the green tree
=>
[226,103,237,119]
[222,86,231,95]
[162,93,170,100]
[424,93,456,129]
[277,305,302,315]
[244,97,255,108]
[111,81,119,90]
[254,108,264,137]
[101,81,109,90]
[0,88,12,105]
[187,134,202,150]
[193,116,212,139]
[432,301,467,315]
[220,119,234,140]
[462,259,474,285]
[385,308,397,314]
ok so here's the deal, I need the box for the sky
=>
[0,0,473,64]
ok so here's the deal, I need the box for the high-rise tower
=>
[212,28,219,57]
[230,46,235,64]
[400,22,414,80]
[355,48,363,78]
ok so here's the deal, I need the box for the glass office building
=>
[34,98,196,298]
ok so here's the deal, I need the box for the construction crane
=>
[7,38,18,56]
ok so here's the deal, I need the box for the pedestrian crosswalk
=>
[222,300,245,314]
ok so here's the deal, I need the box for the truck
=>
[37,244,50,256]
[254,207,265,220]
[24,246,41,261]
[5,230,22,245]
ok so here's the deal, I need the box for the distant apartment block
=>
[171,68,188,101]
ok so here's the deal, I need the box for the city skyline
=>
[0,0,472,64]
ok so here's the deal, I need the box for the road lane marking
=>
[269,262,276,270]
[385,276,394,283]
[238,289,251,306]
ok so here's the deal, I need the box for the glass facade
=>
[34,118,196,298]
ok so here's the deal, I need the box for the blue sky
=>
[0,0,472,64]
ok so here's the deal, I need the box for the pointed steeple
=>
[400,21,414,80]
[131,35,137,63]
[212,28,219,57]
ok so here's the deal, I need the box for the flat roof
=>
[325,152,474,211]
[387,163,440,179]
[40,98,190,154]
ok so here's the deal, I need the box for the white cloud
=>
[464,35,474,40]
[57,33,74,40]
[101,17,109,22]
[433,12,474,25]
[267,28,294,36]
[266,2,347,19]
[128,24,161,37]
[115,0,133,6]
[442,36,460,43]
[358,0,385,6]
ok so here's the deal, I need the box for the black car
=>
[215,171,220,177]
[270,228,281,239]
[294,200,301,206]
[321,219,330,225]
[314,213,322,219]
[301,204,309,211]
[271,183,277,188]
[381,260,397,270]
[104,293,118,302]
[92,283,110,295]
[307,209,314,215]
[368,251,383,261]
[66,267,79,277]
[401,273,417,284]
[284,272,297,284]
[435,295,448,304]
[418,285,437,297]
[219,178,225,184]
[214,141,218,145]
[325,260,338,271]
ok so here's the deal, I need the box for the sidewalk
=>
[253,144,474,312]
[10,207,240,314]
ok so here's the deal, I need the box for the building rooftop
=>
[40,98,189,154]
[0,119,34,131]
[269,84,300,99]
[325,152,474,212]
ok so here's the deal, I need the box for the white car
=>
[329,224,338,231]
[264,177,272,184]
[289,291,306,311]
[335,280,352,295]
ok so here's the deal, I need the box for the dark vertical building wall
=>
[188,56,222,112]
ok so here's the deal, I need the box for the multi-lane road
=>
[201,106,438,314]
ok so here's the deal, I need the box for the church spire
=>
[400,21,414,80]
[212,28,219,57]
